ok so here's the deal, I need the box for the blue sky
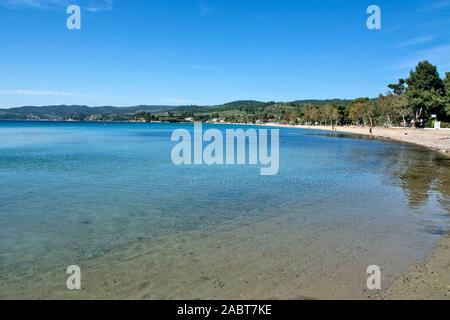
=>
[1,0,450,107]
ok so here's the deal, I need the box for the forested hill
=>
[0,104,179,120]
[0,99,349,121]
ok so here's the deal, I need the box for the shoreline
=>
[255,124,450,156]
[261,123,450,299]
[381,234,450,300]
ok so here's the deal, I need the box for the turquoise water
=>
[0,121,449,298]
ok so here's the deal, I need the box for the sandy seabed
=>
[266,124,450,299]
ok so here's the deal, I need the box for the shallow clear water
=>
[0,121,449,299]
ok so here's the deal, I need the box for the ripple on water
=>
[0,122,449,298]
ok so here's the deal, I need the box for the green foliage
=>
[406,61,446,123]
[406,61,444,92]
[348,98,372,126]
[444,72,450,117]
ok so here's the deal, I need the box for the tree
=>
[393,94,412,128]
[337,105,349,125]
[330,105,339,126]
[377,94,396,127]
[366,100,378,129]
[444,72,450,117]
[320,104,339,126]
[377,93,412,128]
[349,98,371,126]
[387,76,413,127]
[407,61,444,92]
[406,61,445,126]
[303,105,320,124]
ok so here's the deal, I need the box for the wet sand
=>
[381,234,450,300]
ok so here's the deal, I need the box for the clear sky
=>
[1,0,450,107]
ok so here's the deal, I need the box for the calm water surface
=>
[0,121,449,298]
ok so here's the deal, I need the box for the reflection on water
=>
[396,153,450,209]
[306,133,378,141]
[313,132,450,211]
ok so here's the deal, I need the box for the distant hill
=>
[0,99,353,120]
[290,99,354,106]
[0,101,264,120]
[0,104,184,120]
[218,100,266,108]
